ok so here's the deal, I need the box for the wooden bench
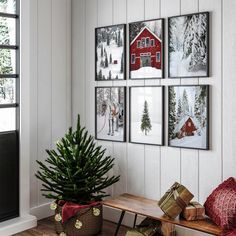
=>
[103,193,222,236]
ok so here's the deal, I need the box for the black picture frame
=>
[129,86,164,145]
[168,85,209,150]
[129,18,164,80]
[168,12,209,78]
[95,24,126,81]
[95,86,126,142]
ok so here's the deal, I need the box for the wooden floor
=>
[14,217,128,236]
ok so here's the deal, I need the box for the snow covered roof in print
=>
[130,26,162,46]
[174,115,200,133]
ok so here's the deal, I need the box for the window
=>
[145,37,150,47]
[0,0,19,132]
[151,39,155,47]
[156,52,160,62]
[131,54,135,64]
[0,0,19,222]
[141,38,145,48]
[137,40,141,48]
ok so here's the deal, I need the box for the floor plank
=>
[14,217,129,236]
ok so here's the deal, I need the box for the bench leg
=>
[114,210,125,236]
[133,213,137,228]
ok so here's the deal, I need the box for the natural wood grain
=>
[14,217,128,236]
[103,193,222,236]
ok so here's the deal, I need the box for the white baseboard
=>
[30,202,54,220]
[0,215,37,236]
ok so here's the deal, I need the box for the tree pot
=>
[54,203,103,236]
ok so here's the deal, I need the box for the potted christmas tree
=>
[36,115,120,236]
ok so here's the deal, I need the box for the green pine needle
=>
[35,114,120,204]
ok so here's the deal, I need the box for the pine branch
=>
[35,114,120,204]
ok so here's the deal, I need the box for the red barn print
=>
[129,19,163,79]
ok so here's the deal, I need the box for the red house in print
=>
[130,26,162,71]
[174,116,198,139]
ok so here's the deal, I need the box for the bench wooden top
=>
[103,193,222,236]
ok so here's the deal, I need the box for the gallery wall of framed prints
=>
[94,11,211,150]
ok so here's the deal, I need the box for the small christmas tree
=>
[35,115,120,204]
[141,100,152,135]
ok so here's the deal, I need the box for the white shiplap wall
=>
[29,0,71,218]
[71,0,236,235]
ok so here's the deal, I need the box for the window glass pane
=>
[0,48,15,74]
[0,78,15,104]
[0,107,15,132]
[0,17,16,45]
[0,0,16,14]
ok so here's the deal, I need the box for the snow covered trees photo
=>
[168,85,209,149]
[129,19,163,79]
[95,87,126,142]
[95,24,125,80]
[168,12,209,77]
[130,86,164,145]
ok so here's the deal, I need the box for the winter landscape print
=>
[95,87,126,142]
[130,87,164,145]
[168,12,209,77]
[129,19,163,79]
[168,85,209,149]
[95,24,125,80]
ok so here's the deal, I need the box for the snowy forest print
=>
[129,19,163,79]
[96,87,126,142]
[95,24,125,80]
[168,85,209,149]
[168,12,209,77]
[130,87,163,145]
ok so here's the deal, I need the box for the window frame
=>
[131,54,136,64]
[141,38,145,48]
[151,39,155,47]
[137,40,141,48]
[156,51,160,62]
[145,37,150,47]
[0,1,19,133]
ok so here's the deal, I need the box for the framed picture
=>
[95,87,126,142]
[168,12,209,78]
[95,24,126,80]
[129,19,164,79]
[168,85,209,150]
[129,86,164,145]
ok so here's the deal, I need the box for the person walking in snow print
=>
[107,103,119,136]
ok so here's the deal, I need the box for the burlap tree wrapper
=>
[54,203,103,236]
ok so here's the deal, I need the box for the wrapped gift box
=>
[125,218,176,236]
[158,182,194,219]
[181,201,205,221]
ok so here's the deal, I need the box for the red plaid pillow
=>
[204,177,236,230]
